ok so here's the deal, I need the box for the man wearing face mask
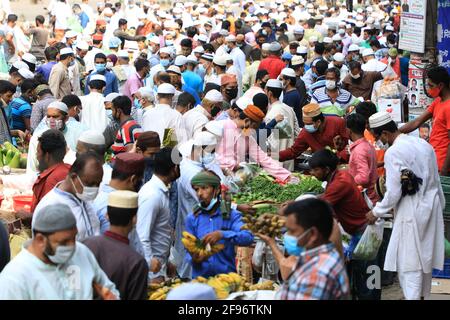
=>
[308,149,378,300]
[243,69,269,101]
[10,79,38,132]
[183,170,254,278]
[27,101,85,174]
[30,85,56,133]
[366,112,445,300]
[135,131,161,184]
[346,44,361,64]
[84,190,149,300]
[147,47,172,89]
[79,75,110,134]
[219,74,239,111]
[279,103,350,163]
[235,34,252,61]
[0,203,119,300]
[400,66,450,176]
[48,47,74,99]
[85,53,119,96]
[33,152,102,242]
[342,61,384,101]
[224,35,246,77]
[137,148,180,283]
[266,198,350,300]
[148,36,161,68]
[311,67,359,117]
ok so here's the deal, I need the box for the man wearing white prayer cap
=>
[329,52,349,81]
[22,53,37,72]
[367,111,445,301]
[48,47,74,99]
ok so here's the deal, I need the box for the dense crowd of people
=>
[0,0,448,301]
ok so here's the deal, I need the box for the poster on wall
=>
[437,0,450,72]
[398,0,427,53]
[407,61,433,113]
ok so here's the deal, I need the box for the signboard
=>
[407,61,433,112]
[398,0,427,53]
[437,0,450,72]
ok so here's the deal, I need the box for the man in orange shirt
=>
[400,66,450,175]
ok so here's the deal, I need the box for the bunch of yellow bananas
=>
[246,280,275,291]
[147,278,184,300]
[181,231,225,260]
[148,287,170,300]
[206,272,245,299]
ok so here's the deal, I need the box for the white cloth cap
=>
[386,25,394,31]
[193,46,205,54]
[105,93,120,103]
[60,47,74,55]
[160,47,172,55]
[197,34,208,43]
[333,52,345,62]
[18,68,34,79]
[167,65,182,75]
[65,30,78,39]
[157,83,176,95]
[205,120,224,137]
[117,50,129,58]
[280,68,296,78]
[22,53,37,65]
[235,97,251,111]
[213,54,228,66]
[193,131,217,146]
[293,26,305,34]
[90,74,106,83]
[261,43,271,51]
[76,40,89,51]
[148,36,160,45]
[362,48,375,57]
[225,35,236,42]
[369,111,393,129]
[266,79,283,89]
[291,55,305,66]
[78,130,105,145]
[323,37,333,44]
[186,55,198,63]
[204,89,223,102]
[309,36,318,42]
[297,46,308,54]
[12,61,29,70]
[332,34,341,41]
[47,101,68,113]
[174,55,187,66]
[269,42,282,52]
[348,44,360,52]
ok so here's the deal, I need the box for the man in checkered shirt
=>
[276,198,350,300]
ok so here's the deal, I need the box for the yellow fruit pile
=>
[192,272,245,299]
[148,278,184,300]
[181,231,225,259]
[244,280,275,291]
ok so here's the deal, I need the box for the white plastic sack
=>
[352,219,384,261]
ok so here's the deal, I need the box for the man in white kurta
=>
[79,75,110,133]
[367,112,445,300]
[264,79,300,171]
[0,204,118,300]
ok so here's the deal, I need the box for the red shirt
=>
[427,97,450,172]
[258,55,286,79]
[112,118,142,155]
[31,163,71,213]
[321,170,369,235]
[279,116,350,162]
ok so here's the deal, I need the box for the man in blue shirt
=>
[10,79,37,131]
[35,46,58,82]
[185,170,254,278]
[167,66,201,105]
[73,4,89,29]
[182,56,204,96]
[85,53,119,96]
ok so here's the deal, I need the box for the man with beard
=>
[342,61,384,101]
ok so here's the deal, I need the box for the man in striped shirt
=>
[110,95,142,155]
[277,198,350,300]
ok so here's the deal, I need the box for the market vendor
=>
[279,103,350,163]
[216,104,293,182]
[184,170,254,278]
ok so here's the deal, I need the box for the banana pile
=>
[181,231,225,260]
[244,280,276,291]
[0,142,27,169]
[192,272,245,299]
[148,278,184,300]
[241,213,285,238]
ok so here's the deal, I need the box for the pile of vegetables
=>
[0,142,27,169]
[241,213,285,238]
[233,172,323,205]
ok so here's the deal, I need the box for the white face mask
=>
[72,175,99,202]
[350,73,361,79]
[106,62,113,69]
[325,80,337,90]
[46,242,76,265]
[46,118,64,130]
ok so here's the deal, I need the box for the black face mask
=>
[226,88,238,100]
[211,105,221,117]
[260,81,267,90]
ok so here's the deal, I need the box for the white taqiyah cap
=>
[76,40,89,51]
[235,96,251,111]
[117,50,129,58]
[369,111,393,129]
[291,55,305,66]
[348,44,360,52]
[90,74,106,83]
[309,36,318,42]
[225,34,236,42]
[362,48,375,57]
[157,83,176,94]
[261,43,271,50]
[269,41,282,52]
[280,68,296,78]
[197,34,208,43]
[296,46,308,54]
[108,190,138,209]
[47,101,69,113]
[186,55,198,63]
[65,30,78,39]
[332,34,342,41]
[22,53,37,65]
[167,65,182,75]
[205,120,224,137]
[293,26,305,34]
[60,47,74,55]
[148,36,160,45]
[204,89,223,102]
[193,46,205,54]
[18,68,34,79]
[12,61,29,70]
[323,37,333,44]
[160,46,172,54]
[266,79,283,89]
[78,130,105,145]
[386,25,394,31]
[193,131,217,146]
[105,92,121,103]
[333,52,345,62]
[174,55,187,66]
[213,54,228,66]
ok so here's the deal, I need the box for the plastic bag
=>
[352,219,384,261]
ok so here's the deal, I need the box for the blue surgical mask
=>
[200,152,215,165]
[304,124,318,133]
[283,229,311,256]
[134,98,142,109]
[160,59,170,67]
[95,63,106,72]
[200,196,219,211]
[165,40,174,46]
